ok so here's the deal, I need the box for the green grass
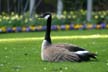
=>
[0,30,108,72]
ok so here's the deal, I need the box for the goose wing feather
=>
[53,44,85,52]
[45,45,81,62]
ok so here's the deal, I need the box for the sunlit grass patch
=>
[0,34,108,42]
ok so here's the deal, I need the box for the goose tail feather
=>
[75,51,97,61]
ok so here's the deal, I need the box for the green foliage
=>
[0,10,108,27]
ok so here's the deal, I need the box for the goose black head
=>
[39,12,51,20]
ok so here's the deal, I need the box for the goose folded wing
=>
[62,52,81,62]
[54,44,85,52]
[46,46,81,62]
[49,52,81,62]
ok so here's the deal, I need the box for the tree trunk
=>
[57,0,63,18]
[30,0,35,18]
[87,0,92,22]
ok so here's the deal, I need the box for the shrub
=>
[0,10,108,27]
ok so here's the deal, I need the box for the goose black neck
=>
[45,16,52,44]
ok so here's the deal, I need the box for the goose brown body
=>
[42,43,96,62]
[40,12,97,62]
[42,43,81,62]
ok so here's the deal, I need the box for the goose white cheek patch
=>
[44,15,50,19]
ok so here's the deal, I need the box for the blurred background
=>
[0,1,108,72]
[0,0,108,32]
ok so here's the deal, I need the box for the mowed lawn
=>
[0,30,108,72]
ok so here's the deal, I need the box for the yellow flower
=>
[67,15,71,19]
[0,19,2,22]
[94,15,98,19]
[79,24,83,28]
[103,11,106,16]
[5,16,9,20]
[24,19,28,23]
[72,15,76,19]
[12,27,16,31]
[29,18,32,21]
[63,11,67,15]
[3,16,6,20]
[30,26,35,31]
[98,11,102,15]
[80,9,85,15]
[1,27,6,32]
[35,14,38,18]
[61,15,66,19]
[65,24,70,30]
[87,24,93,29]
[19,15,23,19]
[11,12,15,15]
[106,24,108,29]
[100,15,104,18]
[96,25,101,29]
[14,15,20,20]
[57,25,61,30]
[22,27,26,32]
[70,11,74,15]
[74,24,80,29]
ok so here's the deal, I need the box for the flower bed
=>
[0,23,108,33]
[0,10,108,33]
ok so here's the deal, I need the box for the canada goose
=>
[40,12,97,62]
